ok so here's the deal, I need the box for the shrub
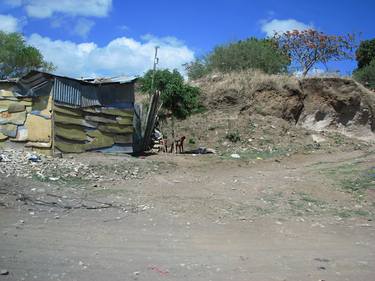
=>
[186,37,290,80]
[356,38,375,69]
[353,59,375,88]
[226,131,241,143]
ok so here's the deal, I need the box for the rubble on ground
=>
[0,148,157,183]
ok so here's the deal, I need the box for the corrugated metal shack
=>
[0,71,140,154]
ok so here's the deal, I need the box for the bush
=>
[186,37,290,80]
[226,131,241,143]
[356,39,375,69]
[139,69,201,119]
[353,59,375,88]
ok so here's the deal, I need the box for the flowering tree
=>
[274,29,356,76]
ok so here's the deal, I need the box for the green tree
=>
[185,37,290,80]
[0,31,55,79]
[356,39,375,69]
[353,59,375,88]
[184,58,210,81]
[139,69,201,136]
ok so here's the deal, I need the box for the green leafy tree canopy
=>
[0,31,55,79]
[356,39,375,69]
[185,37,290,80]
[139,69,201,119]
[354,59,375,89]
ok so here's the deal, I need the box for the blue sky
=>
[0,0,374,78]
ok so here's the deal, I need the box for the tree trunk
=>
[302,67,309,77]
[171,115,175,140]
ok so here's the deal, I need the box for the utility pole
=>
[150,46,159,98]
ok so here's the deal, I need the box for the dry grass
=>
[191,69,300,103]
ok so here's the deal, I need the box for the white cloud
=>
[261,18,313,37]
[0,14,21,33]
[73,18,95,38]
[27,33,195,78]
[7,0,112,18]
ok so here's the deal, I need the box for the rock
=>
[25,141,51,148]
[114,134,132,144]
[0,124,18,137]
[55,124,87,141]
[55,140,86,153]
[85,130,114,150]
[0,111,26,125]
[0,269,9,275]
[98,124,133,134]
[7,103,25,113]
[0,132,8,141]
[54,105,82,117]
[11,125,28,141]
[55,112,97,128]
[311,134,326,143]
[25,114,51,142]
[85,115,117,124]
[101,108,133,118]
[231,153,241,159]
[0,89,15,97]
[116,116,133,125]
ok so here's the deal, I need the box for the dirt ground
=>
[1,148,375,281]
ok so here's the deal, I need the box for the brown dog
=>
[174,136,186,154]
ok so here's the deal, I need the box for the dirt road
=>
[1,149,375,281]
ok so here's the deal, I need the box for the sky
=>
[0,0,374,78]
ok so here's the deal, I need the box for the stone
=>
[8,103,25,113]
[312,134,326,143]
[0,111,26,125]
[0,132,8,141]
[0,98,32,106]
[25,141,51,148]
[54,105,82,117]
[85,130,114,150]
[11,125,28,141]
[55,113,97,128]
[40,96,52,118]
[83,107,101,114]
[114,134,132,144]
[32,147,53,156]
[85,114,117,124]
[0,269,9,275]
[0,89,15,98]
[55,124,87,141]
[55,140,86,153]
[101,108,133,118]
[98,124,133,134]
[0,124,17,137]
[116,116,133,125]
[230,153,241,159]
[25,114,51,142]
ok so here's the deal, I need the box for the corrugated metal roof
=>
[15,70,135,108]
[53,78,81,107]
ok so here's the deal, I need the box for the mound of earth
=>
[192,71,375,140]
[160,71,374,156]
[298,78,375,141]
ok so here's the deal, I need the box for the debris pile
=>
[0,149,101,182]
[0,149,156,183]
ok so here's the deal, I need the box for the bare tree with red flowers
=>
[274,29,357,76]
